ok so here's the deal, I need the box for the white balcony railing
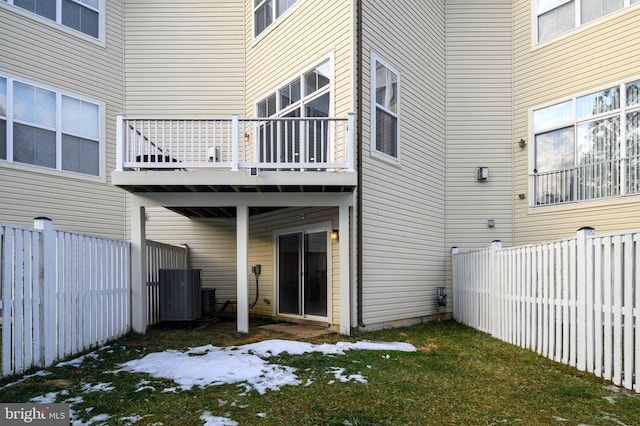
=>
[115,114,355,173]
[531,156,640,206]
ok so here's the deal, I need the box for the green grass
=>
[1,318,639,425]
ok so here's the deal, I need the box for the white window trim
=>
[370,52,401,165]
[0,72,105,182]
[527,74,640,207]
[532,0,640,48]
[254,52,335,118]
[252,0,306,43]
[0,0,105,46]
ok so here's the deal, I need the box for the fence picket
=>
[549,243,556,361]
[623,234,634,389]
[635,233,640,392]
[31,231,42,368]
[14,230,24,373]
[2,226,11,375]
[594,237,603,378]
[613,235,623,386]
[585,236,595,375]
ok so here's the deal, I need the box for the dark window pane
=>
[376,108,397,158]
[13,123,56,168]
[14,0,56,20]
[62,134,99,175]
[0,119,6,160]
[62,0,99,38]
[254,1,273,36]
[0,77,6,117]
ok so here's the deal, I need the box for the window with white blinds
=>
[536,0,638,44]
[0,75,101,177]
[2,0,101,40]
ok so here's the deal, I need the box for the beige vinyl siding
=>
[360,1,447,327]
[144,207,238,306]
[244,0,354,119]
[513,1,640,244]
[145,206,341,326]
[0,1,126,238]
[445,0,514,250]
[124,0,245,115]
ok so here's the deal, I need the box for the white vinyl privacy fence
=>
[0,219,130,376]
[0,219,192,377]
[453,228,640,392]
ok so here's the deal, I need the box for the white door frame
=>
[273,221,333,323]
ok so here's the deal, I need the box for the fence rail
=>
[116,114,355,173]
[0,219,130,376]
[453,228,640,392]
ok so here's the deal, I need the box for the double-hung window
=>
[2,0,101,39]
[255,60,331,165]
[0,75,101,177]
[0,78,6,160]
[532,79,640,206]
[254,0,298,37]
[536,0,639,44]
[371,54,400,161]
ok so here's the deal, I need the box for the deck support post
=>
[131,197,147,334]
[236,205,249,333]
[339,201,351,335]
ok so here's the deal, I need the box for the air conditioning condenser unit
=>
[159,269,202,321]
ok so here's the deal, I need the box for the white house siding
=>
[513,1,640,244]
[0,1,126,238]
[244,0,354,119]
[144,206,341,325]
[445,0,514,250]
[360,1,447,327]
[123,0,245,115]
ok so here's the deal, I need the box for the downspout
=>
[356,0,365,328]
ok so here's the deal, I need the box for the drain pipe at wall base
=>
[356,0,365,328]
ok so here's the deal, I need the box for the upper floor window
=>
[0,75,101,177]
[254,0,298,37]
[536,0,639,43]
[3,0,101,39]
[532,78,640,206]
[255,59,331,164]
[371,54,400,161]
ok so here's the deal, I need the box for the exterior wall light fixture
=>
[330,229,339,241]
[518,138,526,148]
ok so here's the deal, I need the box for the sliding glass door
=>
[277,230,328,318]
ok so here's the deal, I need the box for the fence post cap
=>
[451,247,460,254]
[33,217,54,230]
[577,226,595,232]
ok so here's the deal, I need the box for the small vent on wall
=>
[476,167,489,181]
